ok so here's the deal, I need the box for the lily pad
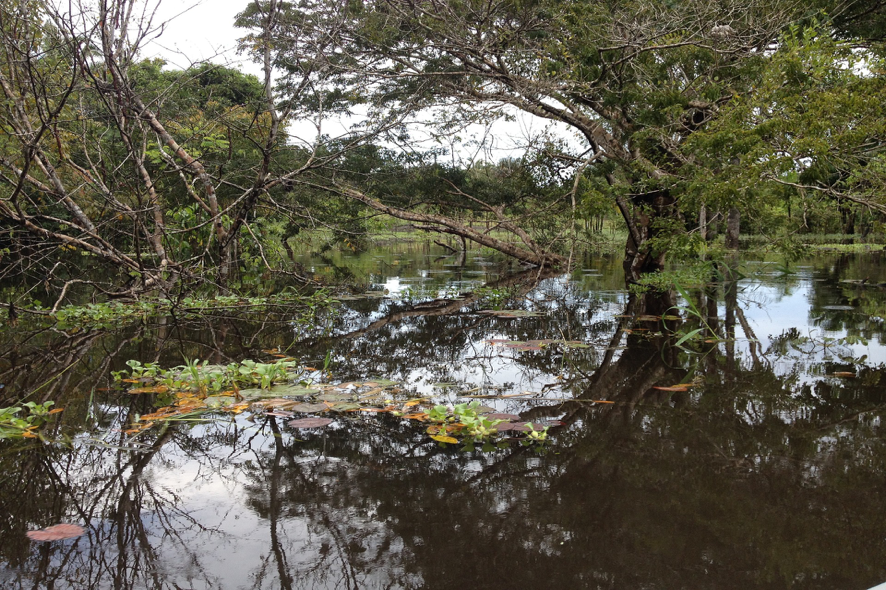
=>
[493,422,532,432]
[251,398,302,410]
[319,392,356,402]
[364,378,398,387]
[204,396,238,408]
[193,364,229,375]
[508,344,544,351]
[328,402,362,412]
[484,413,522,421]
[267,384,320,397]
[239,387,316,400]
[562,341,590,349]
[26,524,85,542]
[289,403,330,413]
[288,417,333,428]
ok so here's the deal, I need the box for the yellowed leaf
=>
[358,387,385,399]
[224,402,251,414]
[128,385,169,394]
[431,435,458,444]
[137,410,174,421]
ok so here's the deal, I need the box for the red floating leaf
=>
[493,422,531,432]
[652,386,689,392]
[288,417,333,428]
[26,524,85,542]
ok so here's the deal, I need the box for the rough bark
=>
[725,207,741,251]
[620,190,677,283]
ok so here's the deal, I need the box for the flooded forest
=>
[3,0,886,588]
[4,246,886,588]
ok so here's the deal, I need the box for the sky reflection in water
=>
[1,247,886,589]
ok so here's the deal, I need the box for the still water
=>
[2,243,886,589]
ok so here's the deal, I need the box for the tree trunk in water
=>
[578,290,682,410]
[725,207,740,251]
[725,207,740,281]
[699,205,707,242]
[840,203,855,243]
[617,190,676,283]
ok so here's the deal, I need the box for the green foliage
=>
[428,401,505,450]
[633,262,719,293]
[427,401,547,451]
[0,402,60,440]
[10,291,339,332]
[474,286,516,310]
[687,23,886,237]
[668,285,721,352]
[114,358,302,393]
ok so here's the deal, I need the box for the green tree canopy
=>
[250,0,886,280]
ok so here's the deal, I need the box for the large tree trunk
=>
[617,189,677,283]
[725,207,741,251]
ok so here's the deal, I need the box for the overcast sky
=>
[145,0,260,75]
[141,0,573,163]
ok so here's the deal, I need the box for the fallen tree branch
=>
[323,183,566,268]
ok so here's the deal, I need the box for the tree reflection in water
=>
[1,254,886,589]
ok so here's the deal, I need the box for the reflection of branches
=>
[267,419,294,590]
[315,267,559,344]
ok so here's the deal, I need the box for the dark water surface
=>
[2,245,886,589]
